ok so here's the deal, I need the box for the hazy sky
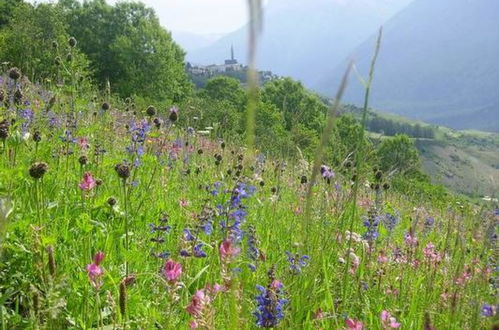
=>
[108,0,248,34]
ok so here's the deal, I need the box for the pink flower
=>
[404,232,418,247]
[78,138,89,150]
[186,290,207,316]
[423,243,441,263]
[271,279,283,290]
[381,310,401,328]
[378,251,389,263]
[346,318,364,330]
[93,251,105,265]
[179,199,190,207]
[162,259,182,283]
[189,320,199,329]
[205,283,223,294]
[86,251,105,288]
[79,172,96,191]
[219,239,240,259]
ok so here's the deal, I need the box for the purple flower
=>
[254,279,287,328]
[481,304,496,317]
[193,243,207,258]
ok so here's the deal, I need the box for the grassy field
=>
[363,109,499,197]
[0,71,497,329]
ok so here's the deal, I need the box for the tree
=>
[0,2,89,83]
[377,134,421,174]
[203,76,246,108]
[0,0,22,28]
[261,78,327,131]
[60,0,191,101]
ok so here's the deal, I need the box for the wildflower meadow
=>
[0,2,498,328]
[0,59,497,329]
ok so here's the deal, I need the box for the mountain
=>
[187,0,414,88]
[316,0,499,132]
[171,31,224,54]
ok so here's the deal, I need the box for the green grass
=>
[0,73,497,329]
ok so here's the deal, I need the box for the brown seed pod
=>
[29,162,48,180]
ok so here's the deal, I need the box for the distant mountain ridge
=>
[187,0,414,87]
[315,0,499,132]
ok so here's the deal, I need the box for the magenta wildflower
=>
[219,239,240,259]
[162,259,182,283]
[78,137,89,150]
[186,290,207,317]
[404,232,418,247]
[381,310,401,329]
[79,172,96,191]
[423,242,441,263]
[186,284,222,327]
[86,252,105,289]
[346,318,364,330]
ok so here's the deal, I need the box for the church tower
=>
[225,45,238,65]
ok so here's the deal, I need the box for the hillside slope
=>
[317,0,499,132]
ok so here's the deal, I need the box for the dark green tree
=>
[377,134,421,174]
[203,76,246,108]
[260,78,327,131]
[60,0,191,101]
[0,2,89,82]
[0,0,22,28]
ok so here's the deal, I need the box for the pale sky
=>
[107,0,249,35]
[30,0,249,34]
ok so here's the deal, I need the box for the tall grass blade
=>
[245,0,263,151]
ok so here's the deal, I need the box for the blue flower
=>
[285,251,310,274]
[193,243,207,258]
[481,304,495,317]
[183,228,195,241]
[382,212,400,232]
[253,282,287,328]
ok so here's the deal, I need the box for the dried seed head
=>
[78,155,88,165]
[46,245,56,277]
[52,40,59,49]
[68,37,77,48]
[114,163,130,180]
[0,119,9,140]
[107,197,117,207]
[153,118,161,129]
[32,131,41,143]
[96,178,103,186]
[383,182,390,190]
[119,280,127,317]
[146,105,156,117]
[0,89,4,102]
[101,102,110,111]
[300,175,308,184]
[8,67,21,80]
[29,162,48,180]
[169,107,178,122]
[66,53,73,62]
